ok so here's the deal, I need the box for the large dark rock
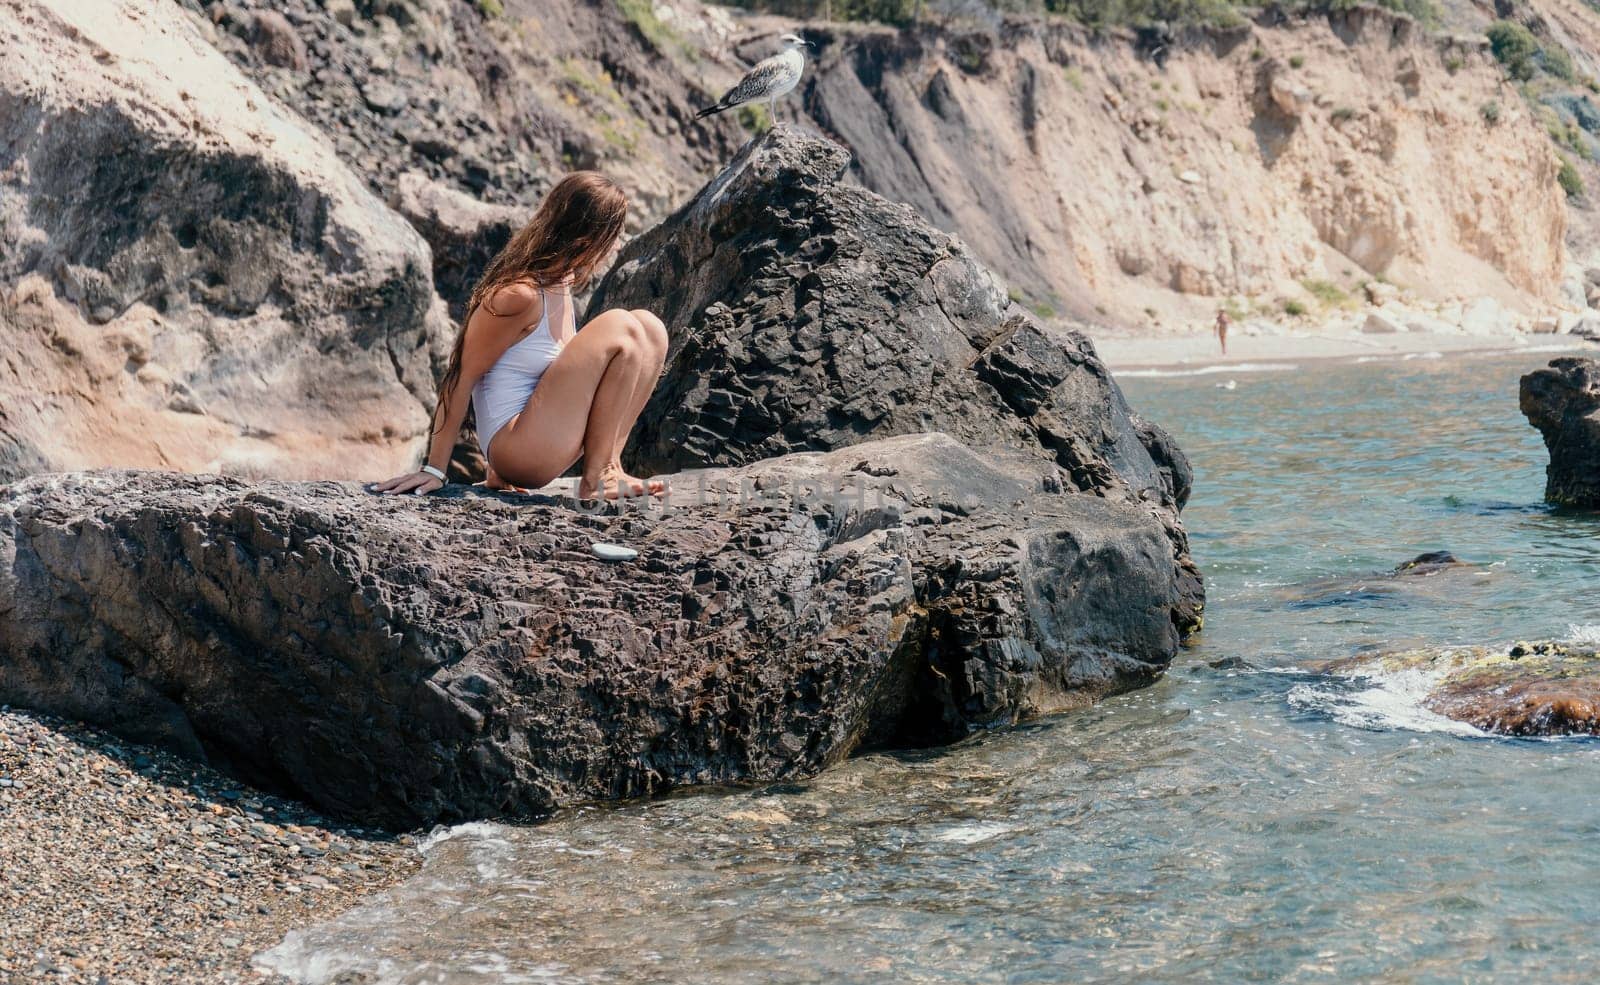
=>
[1521,357,1600,507]
[0,0,449,482]
[0,432,1186,828]
[591,127,1202,632]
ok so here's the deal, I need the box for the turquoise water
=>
[261,348,1600,984]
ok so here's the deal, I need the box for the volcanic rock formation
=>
[0,433,1187,827]
[592,127,1202,632]
[1521,357,1600,507]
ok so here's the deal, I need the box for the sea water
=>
[259,348,1600,984]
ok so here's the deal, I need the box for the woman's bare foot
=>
[577,461,667,500]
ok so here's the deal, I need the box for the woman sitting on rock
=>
[376,172,669,500]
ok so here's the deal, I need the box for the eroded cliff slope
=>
[796,7,1567,322]
[171,1,1578,329]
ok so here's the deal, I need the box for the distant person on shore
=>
[1215,309,1230,356]
[375,173,669,501]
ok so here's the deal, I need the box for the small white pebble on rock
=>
[591,542,638,562]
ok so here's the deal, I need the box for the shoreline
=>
[1092,327,1594,373]
[0,707,421,985]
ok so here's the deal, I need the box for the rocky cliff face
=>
[0,0,449,482]
[168,1,1575,331]
[174,0,749,227]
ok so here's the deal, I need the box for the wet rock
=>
[0,0,449,482]
[591,127,1201,633]
[0,432,1190,828]
[1521,357,1600,507]
[1328,642,1600,736]
[1391,551,1463,576]
[1282,551,1475,609]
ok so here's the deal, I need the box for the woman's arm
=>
[375,285,544,494]
[545,279,577,343]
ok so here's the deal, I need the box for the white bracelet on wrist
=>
[419,464,447,482]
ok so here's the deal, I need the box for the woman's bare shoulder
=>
[479,280,542,319]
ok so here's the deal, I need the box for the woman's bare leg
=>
[574,328,658,499]
[485,309,665,498]
[600,310,669,489]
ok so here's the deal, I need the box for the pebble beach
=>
[0,708,420,984]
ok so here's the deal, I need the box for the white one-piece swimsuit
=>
[470,296,564,457]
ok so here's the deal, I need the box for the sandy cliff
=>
[0,0,450,480]
[796,7,1567,323]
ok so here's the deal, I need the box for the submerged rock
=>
[1280,551,1479,610]
[1521,357,1600,507]
[1325,643,1600,737]
[1391,551,1464,576]
[0,0,449,482]
[0,432,1188,827]
[591,127,1201,632]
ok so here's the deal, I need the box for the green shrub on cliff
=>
[1484,21,1580,84]
[1559,156,1584,198]
[720,0,921,25]
[1542,44,1577,83]
[722,0,1436,29]
[738,103,773,134]
[1486,21,1539,82]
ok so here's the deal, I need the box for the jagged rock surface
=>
[0,0,449,482]
[176,0,748,224]
[0,432,1186,827]
[1521,357,1600,507]
[592,127,1202,631]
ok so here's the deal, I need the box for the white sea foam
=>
[1565,623,1600,646]
[931,821,1017,844]
[1118,362,1300,378]
[257,935,569,985]
[1355,351,1444,364]
[1287,662,1488,738]
[417,820,512,853]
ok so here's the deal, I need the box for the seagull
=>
[696,33,812,122]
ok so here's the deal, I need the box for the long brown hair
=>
[432,171,628,439]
